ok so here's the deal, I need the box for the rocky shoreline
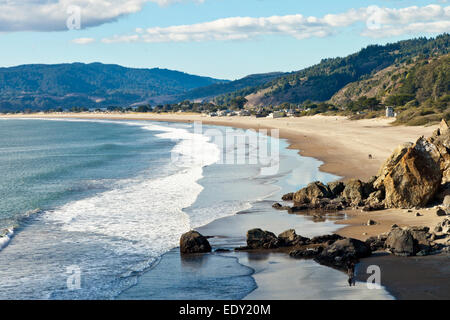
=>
[179,120,450,291]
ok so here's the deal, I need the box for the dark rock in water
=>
[272,203,290,211]
[287,204,310,213]
[281,193,294,201]
[293,181,332,204]
[310,234,343,245]
[215,248,231,253]
[287,197,346,212]
[180,231,212,254]
[247,229,279,249]
[278,229,310,247]
[342,179,365,207]
[323,201,345,211]
[385,228,416,256]
[272,203,283,210]
[327,181,345,197]
[290,246,324,258]
[314,238,371,269]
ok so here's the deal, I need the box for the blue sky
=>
[0,0,448,79]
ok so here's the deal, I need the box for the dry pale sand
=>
[336,208,447,242]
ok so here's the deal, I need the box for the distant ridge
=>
[0,62,228,111]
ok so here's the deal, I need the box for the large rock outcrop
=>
[246,229,280,249]
[381,137,442,208]
[293,181,332,204]
[180,231,212,254]
[280,119,450,211]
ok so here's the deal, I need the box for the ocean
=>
[0,118,392,300]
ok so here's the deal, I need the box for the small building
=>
[386,106,395,118]
[267,111,285,119]
[238,110,251,116]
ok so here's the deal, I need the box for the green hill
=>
[175,72,286,103]
[215,34,449,108]
[0,63,227,111]
[330,54,449,125]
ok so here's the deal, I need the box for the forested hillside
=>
[0,63,226,111]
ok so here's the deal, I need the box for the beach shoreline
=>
[0,112,438,180]
[2,113,447,300]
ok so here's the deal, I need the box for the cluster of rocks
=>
[179,219,450,272]
[276,119,450,214]
[366,219,450,256]
[234,228,369,270]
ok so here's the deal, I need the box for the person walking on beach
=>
[347,261,356,287]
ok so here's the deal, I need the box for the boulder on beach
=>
[180,231,212,254]
[293,181,332,204]
[374,143,413,190]
[382,137,443,208]
[246,228,279,249]
[385,228,416,256]
[278,229,310,247]
[314,238,371,269]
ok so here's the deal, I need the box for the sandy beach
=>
[3,112,447,299]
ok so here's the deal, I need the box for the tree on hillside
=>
[229,96,248,109]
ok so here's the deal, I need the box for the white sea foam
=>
[44,120,222,265]
[0,228,14,250]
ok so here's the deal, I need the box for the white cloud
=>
[102,4,450,43]
[71,37,95,45]
[0,0,202,32]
